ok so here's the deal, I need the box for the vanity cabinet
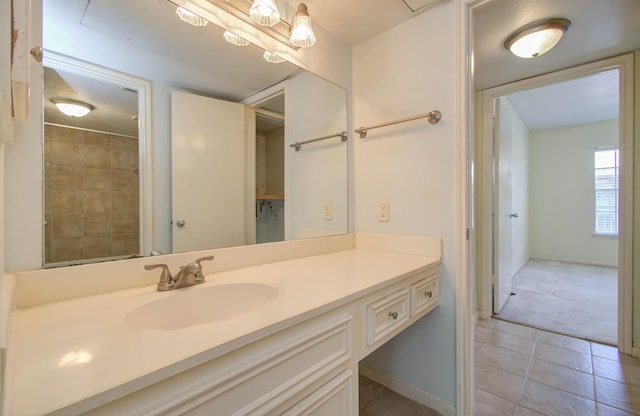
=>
[78,266,439,416]
[8,241,441,416]
[84,309,355,416]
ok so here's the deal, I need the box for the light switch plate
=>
[378,201,389,222]
[323,202,332,220]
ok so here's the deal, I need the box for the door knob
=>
[176,219,186,228]
[509,213,518,218]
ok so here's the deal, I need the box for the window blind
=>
[594,147,619,235]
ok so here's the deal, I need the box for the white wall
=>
[353,1,456,408]
[287,71,348,239]
[529,119,619,267]
[501,97,530,275]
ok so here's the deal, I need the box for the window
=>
[594,147,619,236]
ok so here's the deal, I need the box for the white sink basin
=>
[125,283,278,330]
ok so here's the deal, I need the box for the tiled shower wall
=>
[44,125,139,265]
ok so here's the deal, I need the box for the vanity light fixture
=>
[189,0,316,50]
[504,18,571,58]
[176,6,208,27]
[263,50,285,63]
[289,3,316,48]
[51,99,94,118]
[249,0,281,27]
[223,31,250,46]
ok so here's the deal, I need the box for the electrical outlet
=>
[378,201,389,222]
[323,202,332,220]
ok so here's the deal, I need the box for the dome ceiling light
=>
[51,99,94,118]
[504,18,571,58]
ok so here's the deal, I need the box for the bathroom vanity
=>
[4,233,440,415]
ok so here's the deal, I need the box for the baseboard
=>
[631,347,640,358]
[359,364,456,416]
[530,256,617,269]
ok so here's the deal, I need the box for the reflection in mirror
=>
[40,0,348,268]
[44,64,141,266]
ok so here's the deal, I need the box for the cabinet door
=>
[282,370,353,416]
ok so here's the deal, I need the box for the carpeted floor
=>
[495,259,617,345]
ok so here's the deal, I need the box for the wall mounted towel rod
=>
[290,131,348,151]
[355,110,441,138]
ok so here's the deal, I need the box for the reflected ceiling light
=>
[504,18,571,58]
[51,99,94,117]
[59,350,93,367]
[289,3,316,48]
[176,6,208,27]
[223,31,250,46]
[263,50,285,63]
[249,0,281,27]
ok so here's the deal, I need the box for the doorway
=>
[478,55,634,351]
[254,94,286,244]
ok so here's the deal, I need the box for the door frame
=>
[477,54,634,354]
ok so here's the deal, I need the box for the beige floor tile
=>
[527,358,595,399]
[475,361,525,403]
[358,375,442,416]
[360,388,434,416]
[515,406,544,416]
[359,375,385,410]
[596,402,636,416]
[484,330,536,356]
[536,330,591,355]
[476,343,532,377]
[593,356,640,386]
[520,379,596,416]
[592,343,640,366]
[476,318,498,328]
[494,320,538,340]
[474,388,517,416]
[595,376,640,415]
[475,324,492,343]
[534,342,593,374]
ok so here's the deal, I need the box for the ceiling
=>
[473,0,640,90]
[44,67,139,137]
[471,0,640,130]
[44,0,640,134]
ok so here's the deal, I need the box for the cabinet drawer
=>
[366,288,409,346]
[410,274,439,317]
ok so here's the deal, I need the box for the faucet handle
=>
[144,263,174,291]
[195,256,214,267]
[194,256,214,279]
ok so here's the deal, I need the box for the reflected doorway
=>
[254,93,286,244]
[42,52,151,267]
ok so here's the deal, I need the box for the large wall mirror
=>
[40,0,348,268]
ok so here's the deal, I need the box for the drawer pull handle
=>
[388,311,398,320]
[425,290,433,298]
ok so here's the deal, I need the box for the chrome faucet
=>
[144,256,214,291]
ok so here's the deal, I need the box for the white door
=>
[171,91,246,252]
[493,97,514,314]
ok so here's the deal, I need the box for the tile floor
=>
[359,374,443,416]
[475,318,640,416]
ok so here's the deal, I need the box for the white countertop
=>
[8,248,439,416]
